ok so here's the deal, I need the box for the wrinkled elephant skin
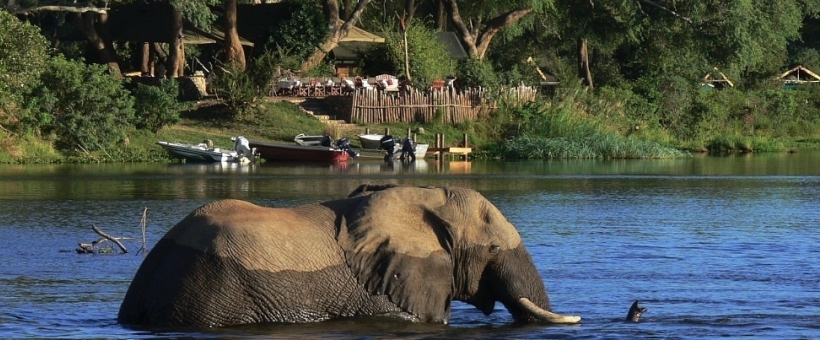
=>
[118,184,580,327]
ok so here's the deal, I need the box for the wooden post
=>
[406,127,412,138]
[385,128,390,136]
[462,133,469,160]
[435,133,443,161]
[365,127,370,134]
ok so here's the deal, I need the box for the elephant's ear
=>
[338,186,455,323]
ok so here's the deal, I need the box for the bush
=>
[456,58,500,89]
[209,62,265,116]
[0,11,50,122]
[25,57,135,152]
[131,79,186,133]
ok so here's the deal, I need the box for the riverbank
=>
[1,99,816,164]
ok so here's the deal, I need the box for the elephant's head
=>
[338,184,580,324]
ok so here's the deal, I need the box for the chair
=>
[296,82,310,97]
[310,78,325,97]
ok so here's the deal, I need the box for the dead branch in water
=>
[137,207,149,255]
[92,224,129,253]
[75,207,150,254]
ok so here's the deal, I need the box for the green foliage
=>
[457,58,500,88]
[131,80,187,133]
[266,0,328,60]
[0,11,49,115]
[25,57,136,152]
[209,62,265,116]
[501,133,689,159]
[378,20,455,86]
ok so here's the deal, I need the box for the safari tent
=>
[700,67,734,91]
[775,65,820,89]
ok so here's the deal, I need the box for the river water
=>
[0,152,818,339]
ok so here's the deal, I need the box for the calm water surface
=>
[0,152,819,339]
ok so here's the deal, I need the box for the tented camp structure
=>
[700,67,734,91]
[776,65,820,89]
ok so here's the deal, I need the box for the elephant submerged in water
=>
[118,184,580,327]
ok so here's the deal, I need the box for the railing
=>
[349,85,537,124]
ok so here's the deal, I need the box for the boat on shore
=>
[357,134,384,149]
[356,143,429,160]
[293,133,325,146]
[248,140,350,162]
[157,136,255,163]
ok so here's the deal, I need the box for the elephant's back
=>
[167,199,344,272]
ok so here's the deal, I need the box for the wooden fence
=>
[349,85,538,124]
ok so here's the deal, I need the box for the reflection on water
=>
[1,151,819,338]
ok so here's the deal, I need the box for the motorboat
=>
[293,133,326,146]
[356,142,428,160]
[157,136,255,163]
[357,134,384,150]
[248,140,352,162]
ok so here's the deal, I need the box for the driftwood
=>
[92,224,129,253]
[75,207,150,254]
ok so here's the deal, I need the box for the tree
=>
[222,0,245,68]
[7,0,126,77]
[442,0,551,60]
[300,0,372,73]
[0,9,50,129]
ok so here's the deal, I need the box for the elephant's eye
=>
[489,245,500,254]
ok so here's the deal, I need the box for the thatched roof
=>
[701,67,734,88]
[776,65,820,83]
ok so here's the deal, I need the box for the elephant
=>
[117,184,581,327]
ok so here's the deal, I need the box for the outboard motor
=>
[232,136,255,163]
[380,135,396,161]
[320,135,333,147]
[336,137,359,158]
[400,137,416,161]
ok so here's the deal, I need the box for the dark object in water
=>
[626,300,647,322]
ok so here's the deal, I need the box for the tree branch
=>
[635,0,691,25]
[8,4,108,14]
[92,224,128,253]
[475,7,532,58]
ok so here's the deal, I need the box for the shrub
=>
[457,58,500,89]
[131,79,186,133]
[25,57,135,152]
[209,61,264,116]
[0,11,49,123]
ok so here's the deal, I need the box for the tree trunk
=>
[577,37,594,90]
[405,0,416,23]
[436,0,447,31]
[443,0,532,61]
[223,0,246,69]
[166,8,184,78]
[72,12,122,78]
[140,42,151,75]
[300,0,372,73]
[342,0,353,20]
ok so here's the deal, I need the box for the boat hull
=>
[358,134,384,150]
[356,143,428,160]
[249,140,349,162]
[157,141,237,162]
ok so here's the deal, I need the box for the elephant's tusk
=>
[517,297,582,324]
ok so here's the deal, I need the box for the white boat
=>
[293,133,326,146]
[356,143,428,160]
[357,134,384,149]
[157,136,255,163]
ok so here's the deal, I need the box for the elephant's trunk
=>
[516,297,581,324]
[491,245,581,324]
